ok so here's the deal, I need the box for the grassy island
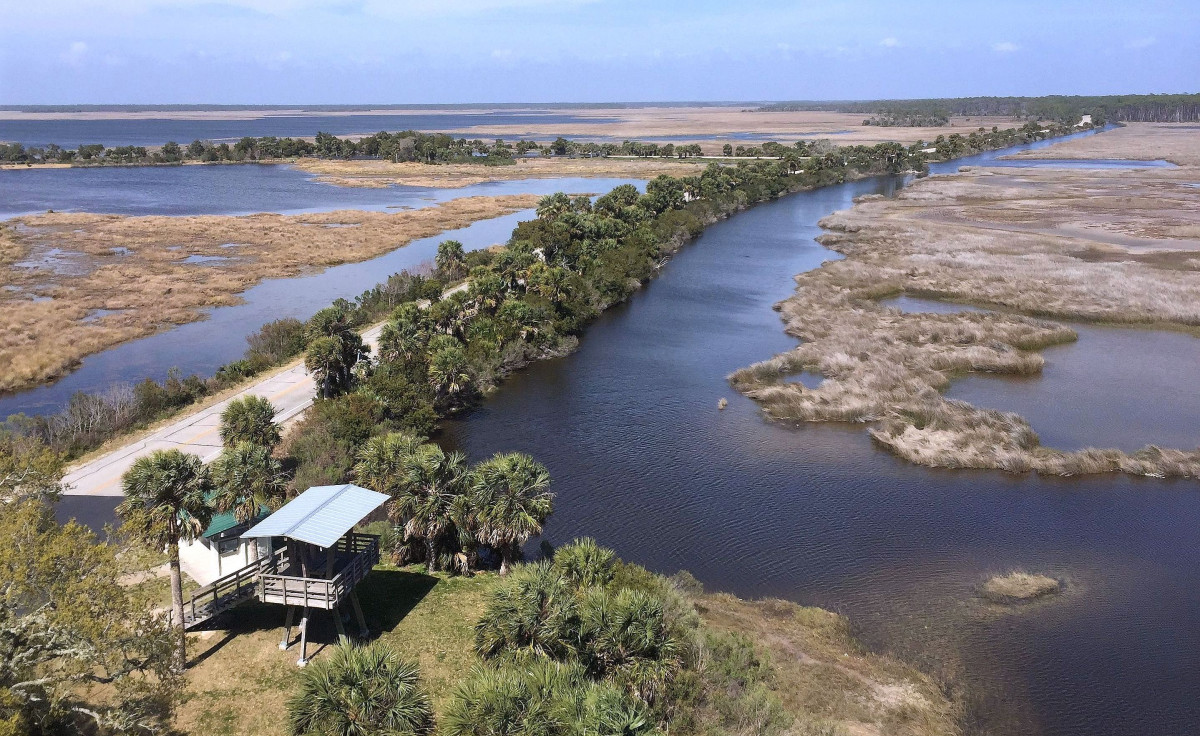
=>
[981,572,1062,603]
[732,124,1200,478]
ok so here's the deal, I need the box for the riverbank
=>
[0,194,538,394]
[170,565,960,736]
[731,127,1200,477]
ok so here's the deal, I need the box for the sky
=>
[1,0,1196,104]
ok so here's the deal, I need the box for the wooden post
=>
[325,546,335,579]
[297,607,310,667]
[349,590,369,639]
[333,604,347,644]
[279,606,295,650]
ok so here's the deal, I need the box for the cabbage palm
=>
[287,641,434,736]
[474,561,578,660]
[443,660,658,736]
[211,441,288,524]
[471,453,554,575]
[391,443,468,572]
[116,449,213,668]
[219,394,280,448]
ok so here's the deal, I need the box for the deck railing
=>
[257,533,380,610]
[178,546,286,629]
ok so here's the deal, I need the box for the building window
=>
[217,537,240,555]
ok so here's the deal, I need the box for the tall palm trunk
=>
[425,535,439,573]
[168,541,187,669]
[499,542,516,576]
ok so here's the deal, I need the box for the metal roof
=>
[240,484,389,548]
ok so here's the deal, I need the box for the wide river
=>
[43,131,1200,735]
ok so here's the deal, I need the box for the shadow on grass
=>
[187,567,440,666]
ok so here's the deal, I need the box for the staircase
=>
[176,548,285,629]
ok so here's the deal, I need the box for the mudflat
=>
[0,194,539,394]
[732,125,1200,478]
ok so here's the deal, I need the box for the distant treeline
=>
[0,132,719,166]
[758,93,1200,124]
[862,112,950,127]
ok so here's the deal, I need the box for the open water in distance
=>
[53,128,1200,735]
[0,111,613,149]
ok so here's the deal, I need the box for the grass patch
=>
[696,593,961,736]
[175,565,497,735]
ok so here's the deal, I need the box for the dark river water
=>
[0,110,612,149]
[48,129,1200,735]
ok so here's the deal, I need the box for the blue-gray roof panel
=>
[241,483,389,548]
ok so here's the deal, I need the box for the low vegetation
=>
[732,143,1200,478]
[980,572,1061,603]
[174,542,960,736]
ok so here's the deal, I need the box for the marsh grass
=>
[293,155,708,189]
[0,194,539,393]
[697,593,962,736]
[980,572,1061,603]
[732,159,1200,479]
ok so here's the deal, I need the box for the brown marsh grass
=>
[291,155,708,188]
[0,194,539,393]
[731,148,1200,479]
[698,593,962,736]
[980,572,1061,603]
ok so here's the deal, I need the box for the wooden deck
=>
[177,533,380,629]
[258,533,380,610]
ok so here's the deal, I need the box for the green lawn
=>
[176,565,497,736]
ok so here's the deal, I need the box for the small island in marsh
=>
[980,572,1062,604]
[732,123,1200,479]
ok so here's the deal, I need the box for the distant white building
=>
[1077,114,1093,127]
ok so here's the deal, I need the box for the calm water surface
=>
[0,164,627,218]
[52,129,1200,735]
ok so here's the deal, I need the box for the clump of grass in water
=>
[981,571,1061,603]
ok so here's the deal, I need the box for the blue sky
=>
[1,0,1196,103]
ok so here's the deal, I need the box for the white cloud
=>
[879,37,899,48]
[991,41,1019,53]
[60,41,89,65]
[1125,36,1156,49]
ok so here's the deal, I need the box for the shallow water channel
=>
[49,131,1200,735]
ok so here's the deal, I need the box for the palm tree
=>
[211,441,288,524]
[287,641,434,736]
[117,449,214,668]
[428,347,472,403]
[305,336,349,399]
[473,561,578,660]
[354,432,425,563]
[551,538,616,590]
[391,443,469,572]
[219,395,280,448]
[471,453,554,575]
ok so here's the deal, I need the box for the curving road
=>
[61,322,387,496]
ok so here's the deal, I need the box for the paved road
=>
[62,322,388,497]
